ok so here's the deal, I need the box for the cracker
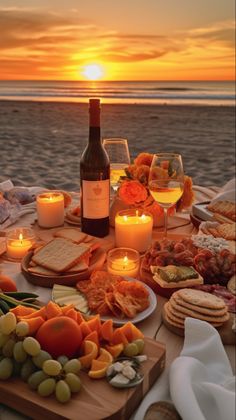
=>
[169,299,229,323]
[54,228,87,244]
[213,213,234,224]
[28,265,56,276]
[207,201,236,221]
[172,295,228,316]
[32,238,90,273]
[217,223,236,241]
[65,260,88,273]
[175,288,226,310]
[164,302,185,327]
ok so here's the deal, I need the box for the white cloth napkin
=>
[133,318,235,420]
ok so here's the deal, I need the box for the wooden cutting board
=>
[0,337,165,420]
[162,305,236,345]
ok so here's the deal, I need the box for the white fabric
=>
[134,318,235,420]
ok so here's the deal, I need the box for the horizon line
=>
[0,79,234,83]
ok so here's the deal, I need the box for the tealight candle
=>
[115,209,153,253]
[6,227,35,260]
[37,192,64,228]
[107,248,140,278]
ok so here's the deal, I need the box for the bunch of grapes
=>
[0,312,82,403]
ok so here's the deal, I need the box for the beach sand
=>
[0,100,235,191]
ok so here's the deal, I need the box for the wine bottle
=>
[80,99,110,237]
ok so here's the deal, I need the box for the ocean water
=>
[0,80,234,106]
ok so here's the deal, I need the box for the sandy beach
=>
[0,100,235,191]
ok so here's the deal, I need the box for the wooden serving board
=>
[0,337,165,420]
[21,247,106,288]
[162,305,236,345]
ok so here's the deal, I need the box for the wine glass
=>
[148,153,184,237]
[103,138,131,193]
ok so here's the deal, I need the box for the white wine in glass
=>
[103,138,131,192]
[148,153,184,237]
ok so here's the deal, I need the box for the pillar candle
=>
[115,209,153,253]
[37,192,64,228]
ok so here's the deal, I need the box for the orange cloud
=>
[0,8,234,80]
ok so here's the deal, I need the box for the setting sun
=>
[82,64,104,81]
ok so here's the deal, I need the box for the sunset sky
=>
[0,0,235,81]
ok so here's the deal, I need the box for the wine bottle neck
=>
[89,126,101,143]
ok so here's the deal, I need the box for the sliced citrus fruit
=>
[88,360,110,379]
[97,348,113,364]
[112,328,129,345]
[100,319,113,342]
[105,343,124,358]
[79,340,98,368]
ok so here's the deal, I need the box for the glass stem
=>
[163,207,168,237]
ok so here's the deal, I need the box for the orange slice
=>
[97,348,113,364]
[105,343,124,358]
[79,340,98,368]
[88,360,110,379]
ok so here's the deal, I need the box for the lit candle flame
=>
[123,255,129,269]
[123,215,128,222]
[19,233,23,243]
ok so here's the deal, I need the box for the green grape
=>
[32,350,52,369]
[133,339,145,354]
[57,355,69,366]
[20,359,36,382]
[43,360,62,376]
[23,337,41,356]
[28,370,49,390]
[55,380,71,403]
[2,338,16,358]
[15,321,29,337]
[38,378,56,397]
[0,332,9,349]
[1,312,16,335]
[12,359,22,377]
[123,343,139,357]
[64,373,82,393]
[13,341,28,363]
[63,359,81,375]
[0,357,14,380]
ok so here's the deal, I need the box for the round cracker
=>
[171,295,228,317]
[168,300,227,325]
[165,302,185,326]
[174,288,226,310]
[164,303,184,329]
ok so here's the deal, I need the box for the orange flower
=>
[118,180,148,205]
[135,165,150,185]
[134,153,154,167]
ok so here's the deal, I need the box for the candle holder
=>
[6,227,35,260]
[107,247,140,278]
[115,208,153,253]
[36,191,64,228]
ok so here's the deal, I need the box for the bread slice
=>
[151,265,203,288]
[54,228,87,244]
[32,238,90,273]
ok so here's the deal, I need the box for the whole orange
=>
[36,316,82,358]
[0,274,17,292]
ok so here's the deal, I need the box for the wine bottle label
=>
[82,180,110,219]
